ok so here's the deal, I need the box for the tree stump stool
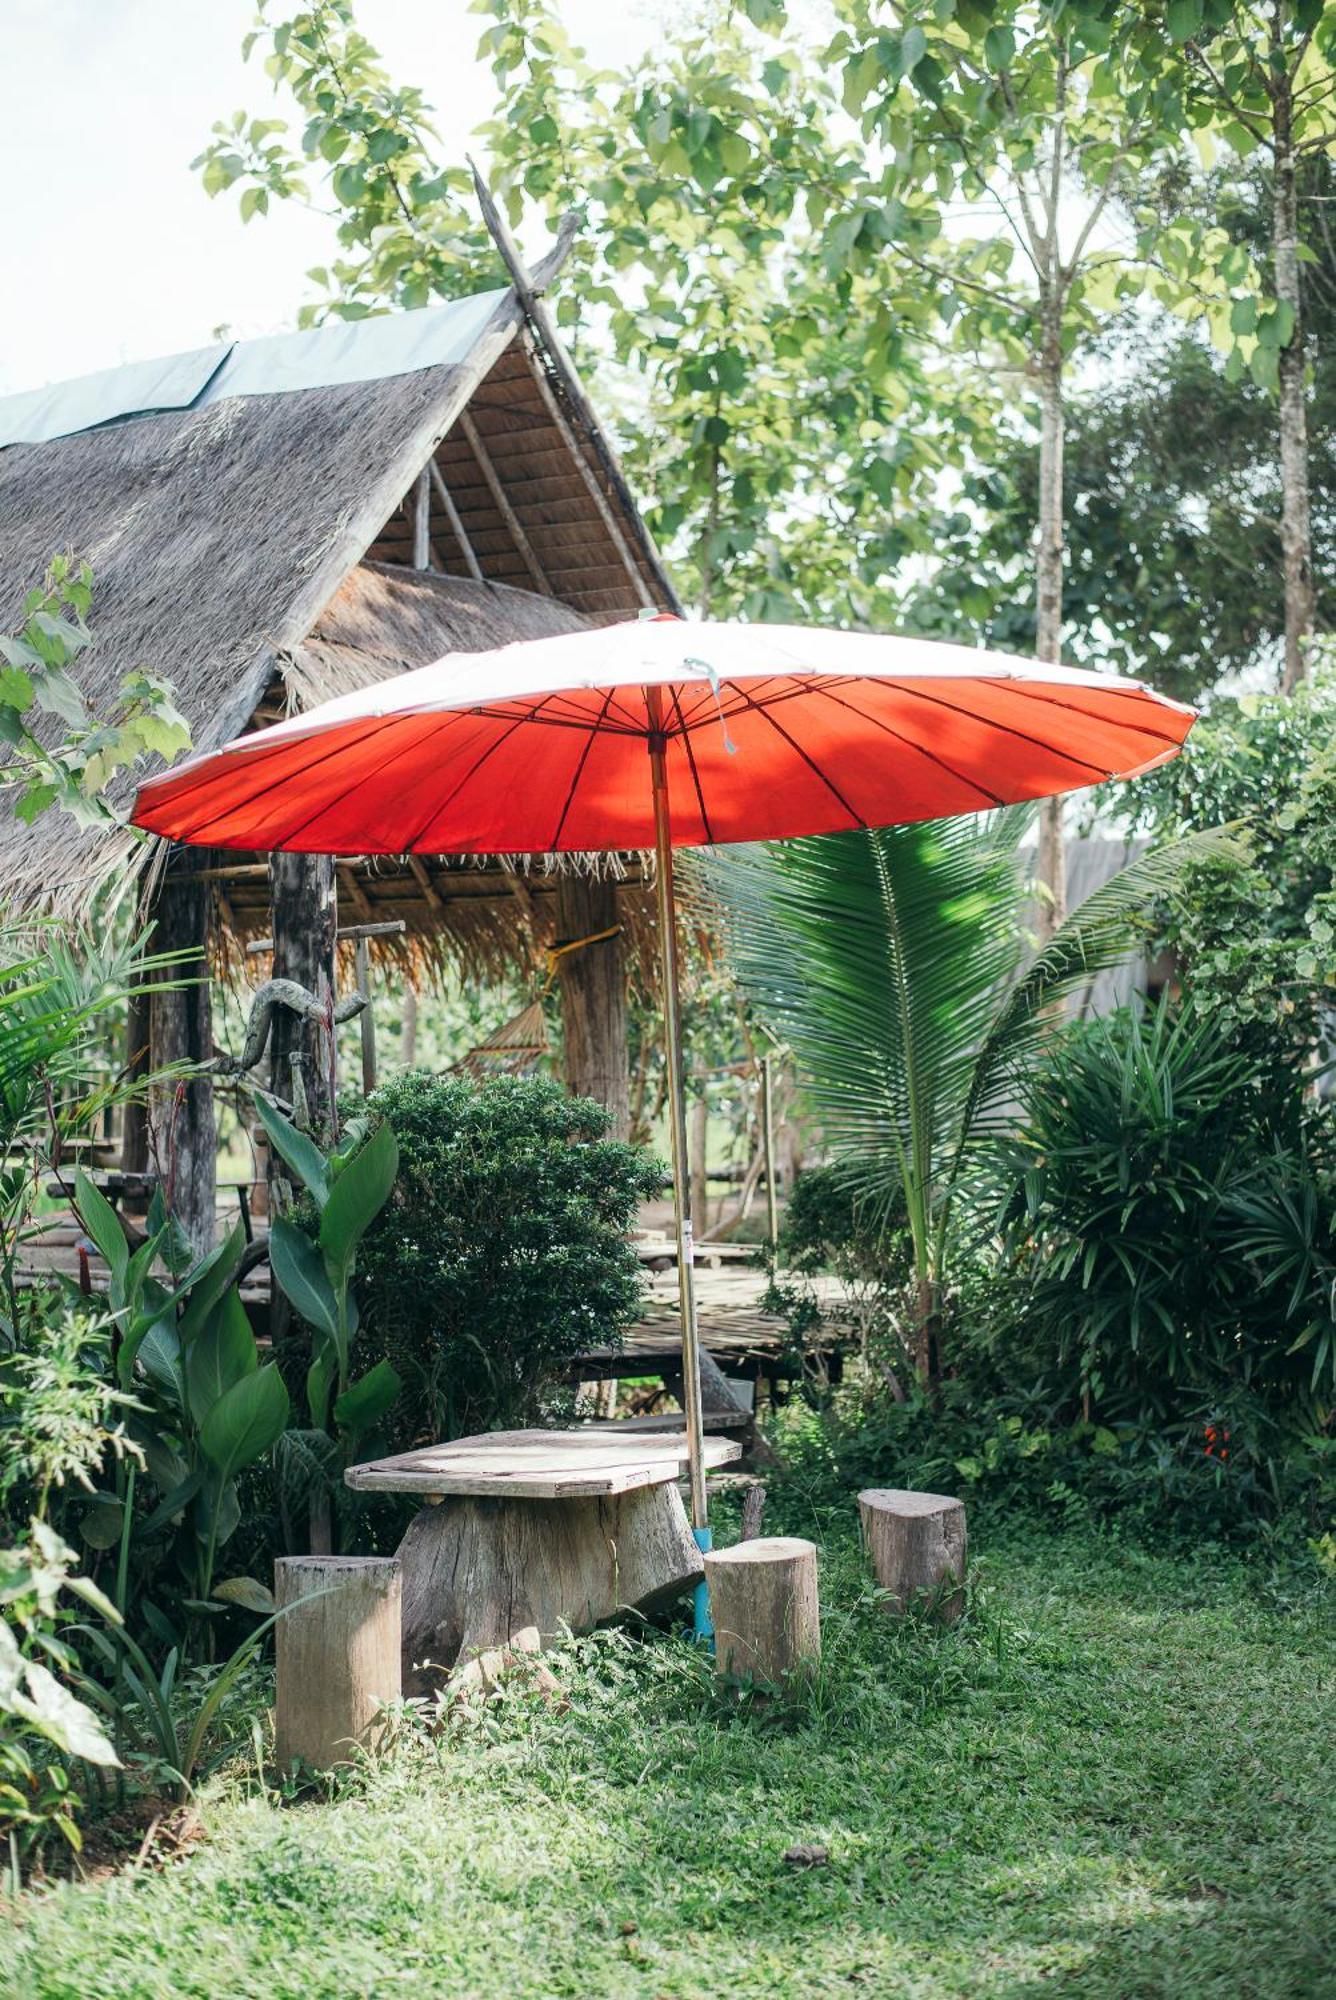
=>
[704,1536,820,1686]
[858,1488,967,1623]
[273,1555,401,1773]
[345,1429,741,1694]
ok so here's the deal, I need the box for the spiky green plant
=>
[698,813,1237,1378]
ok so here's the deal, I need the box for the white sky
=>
[0,0,663,398]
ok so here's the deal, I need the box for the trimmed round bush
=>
[356,1071,661,1443]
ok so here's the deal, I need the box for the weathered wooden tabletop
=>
[345,1427,741,1500]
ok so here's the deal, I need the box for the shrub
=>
[993,999,1336,1425]
[355,1072,661,1442]
[0,1526,121,1886]
[765,1373,1335,1553]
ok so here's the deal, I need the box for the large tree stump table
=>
[345,1428,741,1692]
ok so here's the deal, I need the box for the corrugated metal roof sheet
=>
[0,287,509,448]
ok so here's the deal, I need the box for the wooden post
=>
[458,410,554,595]
[120,978,151,1176]
[354,937,376,1095]
[429,460,485,583]
[858,1489,967,1624]
[761,1053,779,1251]
[553,872,629,1138]
[412,465,431,570]
[147,854,216,1251]
[273,1556,402,1773]
[704,1536,820,1686]
[267,851,337,1146]
[401,981,418,1069]
[268,851,337,1354]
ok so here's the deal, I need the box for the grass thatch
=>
[0,302,673,983]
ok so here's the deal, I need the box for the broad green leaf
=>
[212,1576,276,1614]
[78,1493,125,1551]
[185,1286,258,1429]
[333,1359,402,1436]
[176,1222,248,1347]
[319,1118,399,1277]
[16,1661,121,1766]
[254,1094,330,1201]
[306,1344,336,1431]
[137,1314,185,1407]
[74,1168,128,1288]
[0,1619,23,1703]
[270,1216,339,1340]
[1165,0,1204,41]
[198,1364,289,1482]
[134,1468,205,1539]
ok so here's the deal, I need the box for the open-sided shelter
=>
[0,240,677,1240]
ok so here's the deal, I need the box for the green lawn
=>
[3,1520,1332,2000]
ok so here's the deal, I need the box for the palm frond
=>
[693,816,1030,1251]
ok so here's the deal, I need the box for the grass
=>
[2,1515,1332,1999]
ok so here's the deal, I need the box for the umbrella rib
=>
[887,683,1115,778]
[403,710,535,853]
[549,685,618,849]
[804,683,1006,807]
[669,684,716,843]
[728,682,866,828]
[157,715,412,844]
[986,680,1190,748]
[260,713,487,852]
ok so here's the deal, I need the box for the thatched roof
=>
[0,274,675,977]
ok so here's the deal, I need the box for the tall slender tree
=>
[1138,0,1336,689]
[196,0,983,626]
[827,1,1245,933]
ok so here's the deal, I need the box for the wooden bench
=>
[346,1428,740,1692]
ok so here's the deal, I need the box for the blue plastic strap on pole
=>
[691,1525,714,1647]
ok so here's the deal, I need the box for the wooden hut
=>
[0,238,678,1242]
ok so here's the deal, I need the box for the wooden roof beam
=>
[470,158,683,617]
[429,459,485,583]
[458,408,554,596]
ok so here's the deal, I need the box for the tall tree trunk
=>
[267,852,338,1144]
[910,1274,939,1386]
[147,854,216,1251]
[1034,301,1067,941]
[554,873,630,1137]
[1273,78,1316,691]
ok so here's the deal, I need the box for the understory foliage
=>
[0,556,189,830]
[701,812,1233,1379]
[354,1072,660,1443]
[1126,653,1336,1049]
[994,999,1336,1416]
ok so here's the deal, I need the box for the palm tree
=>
[698,812,1233,1381]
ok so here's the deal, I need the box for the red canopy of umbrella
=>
[133,615,1194,854]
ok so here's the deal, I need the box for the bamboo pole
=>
[429,459,485,583]
[647,690,707,1549]
[458,411,554,596]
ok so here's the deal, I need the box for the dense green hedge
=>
[354,1071,661,1444]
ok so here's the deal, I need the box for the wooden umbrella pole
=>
[647,692,709,1562]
